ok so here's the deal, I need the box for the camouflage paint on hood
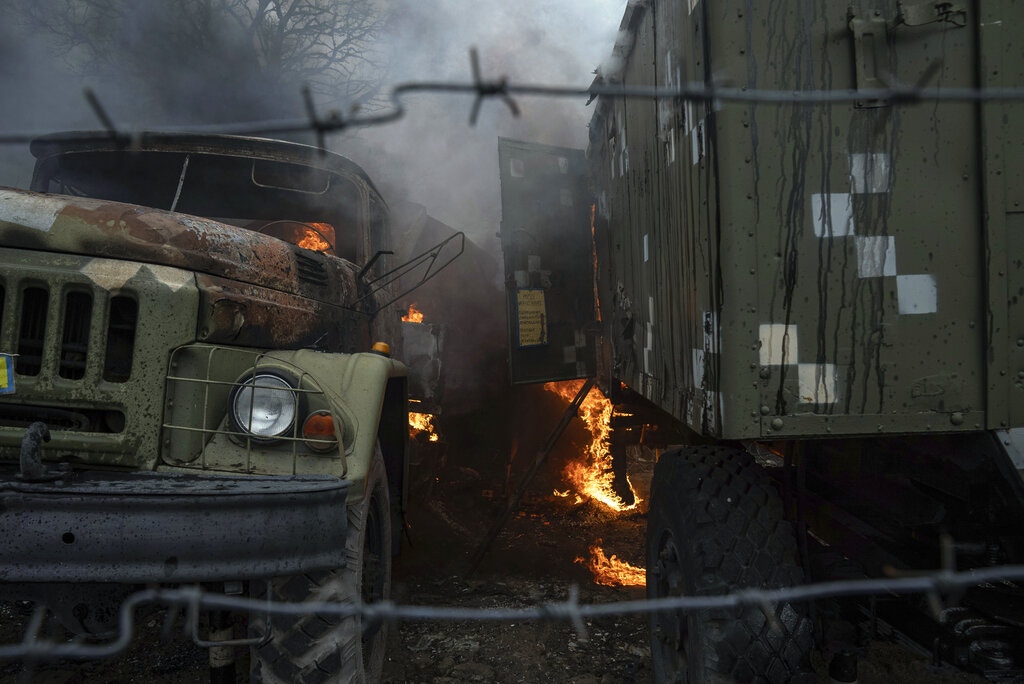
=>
[0,187,360,308]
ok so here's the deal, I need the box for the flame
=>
[553,489,585,504]
[576,541,646,587]
[590,203,602,323]
[544,379,640,511]
[296,223,334,253]
[408,411,439,442]
[402,304,425,323]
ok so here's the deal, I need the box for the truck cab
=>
[0,132,450,681]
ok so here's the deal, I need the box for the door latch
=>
[895,1,967,28]
[848,9,891,108]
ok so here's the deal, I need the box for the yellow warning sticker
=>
[516,289,548,347]
[0,354,14,395]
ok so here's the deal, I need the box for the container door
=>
[497,137,595,384]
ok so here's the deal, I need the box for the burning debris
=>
[409,411,440,442]
[402,302,442,442]
[543,379,640,512]
[542,379,647,587]
[402,303,425,323]
[576,540,646,588]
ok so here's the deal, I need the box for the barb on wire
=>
[468,47,520,126]
[302,83,347,155]
[538,584,589,641]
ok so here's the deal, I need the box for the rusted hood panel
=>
[0,187,359,306]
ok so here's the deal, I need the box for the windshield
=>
[32,149,361,260]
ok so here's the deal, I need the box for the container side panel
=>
[593,0,992,439]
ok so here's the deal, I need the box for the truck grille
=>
[0,254,196,465]
[4,282,138,384]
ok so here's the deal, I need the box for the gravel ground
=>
[0,385,997,682]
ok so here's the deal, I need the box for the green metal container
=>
[581,0,1012,441]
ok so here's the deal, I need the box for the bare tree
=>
[12,0,392,124]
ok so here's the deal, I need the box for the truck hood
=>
[0,186,360,306]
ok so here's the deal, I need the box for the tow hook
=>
[18,421,68,482]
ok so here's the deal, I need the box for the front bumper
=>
[0,467,349,584]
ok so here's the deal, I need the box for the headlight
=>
[229,372,297,442]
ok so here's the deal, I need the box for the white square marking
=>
[849,153,891,194]
[692,348,705,385]
[856,236,897,278]
[811,193,854,237]
[798,363,838,404]
[897,274,938,314]
[759,323,798,366]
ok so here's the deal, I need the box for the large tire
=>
[646,445,813,682]
[251,446,392,683]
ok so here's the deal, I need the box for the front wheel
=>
[646,445,813,682]
[251,445,392,683]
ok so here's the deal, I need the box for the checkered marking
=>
[759,323,838,406]
[563,329,590,377]
[810,152,936,315]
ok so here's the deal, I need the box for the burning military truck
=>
[0,132,460,681]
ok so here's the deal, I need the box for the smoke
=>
[0,8,95,186]
[342,0,624,255]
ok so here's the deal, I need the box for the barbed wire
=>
[1,48,1023,146]
[2,563,1023,662]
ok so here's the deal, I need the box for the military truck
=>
[500,1,1023,681]
[0,132,459,682]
